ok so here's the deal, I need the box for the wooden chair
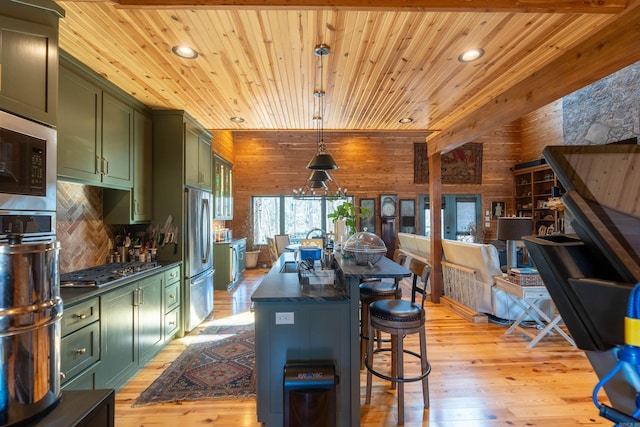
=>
[274,234,290,255]
[365,258,432,425]
[267,237,279,264]
[300,238,323,248]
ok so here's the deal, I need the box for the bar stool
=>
[365,259,431,425]
[359,278,402,370]
[359,253,406,370]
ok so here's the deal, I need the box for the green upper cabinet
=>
[132,110,153,222]
[185,123,212,191]
[58,61,134,189]
[214,155,233,220]
[58,67,102,185]
[0,1,63,126]
[101,92,133,188]
[103,109,152,224]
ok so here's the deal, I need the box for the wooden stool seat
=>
[359,280,402,370]
[360,280,403,299]
[369,299,422,324]
[365,259,432,425]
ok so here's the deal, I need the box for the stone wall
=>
[563,61,639,145]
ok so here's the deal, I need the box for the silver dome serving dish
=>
[343,231,387,266]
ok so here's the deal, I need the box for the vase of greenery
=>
[327,200,370,246]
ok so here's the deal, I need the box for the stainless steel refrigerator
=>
[184,187,214,332]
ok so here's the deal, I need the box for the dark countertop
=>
[251,251,410,303]
[337,251,411,280]
[214,237,246,245]
[251,252,347,302]
[60,261,182,306]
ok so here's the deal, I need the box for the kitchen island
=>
[251,252,410,426]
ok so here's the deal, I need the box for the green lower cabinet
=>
[61,364,99,391]
[61,321,100,382]
[165,307,181,340]
[138,275,165,365]
[97,282,137,389]
[97,274,164,389]
[60,265,180,390]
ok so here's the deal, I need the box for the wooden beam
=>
[428,152,442,304]
[110,0,625,13]
[428,0,640,156]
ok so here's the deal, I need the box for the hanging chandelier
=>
[307,44,339,170]
[292,169,347,199]
[292,43,346,199]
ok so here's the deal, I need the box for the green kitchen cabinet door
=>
[97,282,138,390]
[0,7,60,126]
[103,109,152,224]
[213,156,233,220]
[137,275,164,365]
[101,92,133,189]
[184,124,200,188]
[199,133,213,190]
[58,66,103,184]
[184,123,212,191]
[133,110,153,222]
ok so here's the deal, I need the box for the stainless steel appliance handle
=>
[201,197,211,263]
[232,246,238,281]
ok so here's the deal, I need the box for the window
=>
[253,197,280,246]
[252,196,353,245]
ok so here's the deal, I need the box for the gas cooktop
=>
[60,262,161,288]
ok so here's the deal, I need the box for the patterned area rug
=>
[133,313,255,406]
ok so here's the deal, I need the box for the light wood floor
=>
[114,268,610,426]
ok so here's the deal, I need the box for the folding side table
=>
[494,275,575,348]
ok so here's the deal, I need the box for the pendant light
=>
[307,44,339,170]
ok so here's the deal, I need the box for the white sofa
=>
[398,232,431,263]
[399,234,549,322]
[397,233,432,292]
[441,240,508,320]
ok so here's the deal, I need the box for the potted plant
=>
[241,211,261,269]
[328,200,370,244]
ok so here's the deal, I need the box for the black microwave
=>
[0,110,56,213]
[0,127,47,196]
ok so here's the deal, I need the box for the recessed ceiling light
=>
[230,117,245,123]
[399,117,414,124]
[458,48,485,63]
[172,45,198,59]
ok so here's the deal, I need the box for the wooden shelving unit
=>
[513,163,563,235]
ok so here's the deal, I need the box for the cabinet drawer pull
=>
[60,372,66,380]
[168,321,176,326]
[75,348,87,355]
[73,313,88,320]
[169,294,176,300]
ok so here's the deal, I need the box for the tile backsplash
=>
[57,181,115,273]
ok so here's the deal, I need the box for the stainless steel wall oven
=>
[0,110,56,243]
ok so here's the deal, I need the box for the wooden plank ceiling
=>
[56,0,637,152]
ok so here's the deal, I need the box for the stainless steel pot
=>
[0,239,62,426]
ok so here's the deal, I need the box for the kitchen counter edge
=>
[60,261,182,306]
[250,252,410,303]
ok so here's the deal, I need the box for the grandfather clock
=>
[380,195,397,259]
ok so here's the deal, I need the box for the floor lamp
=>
[497,217,533,274]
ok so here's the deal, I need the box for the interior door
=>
[419,194,481,241]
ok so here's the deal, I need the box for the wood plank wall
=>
[220,126,520,264]
[521,100,564,160]
[212,130,234,163]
